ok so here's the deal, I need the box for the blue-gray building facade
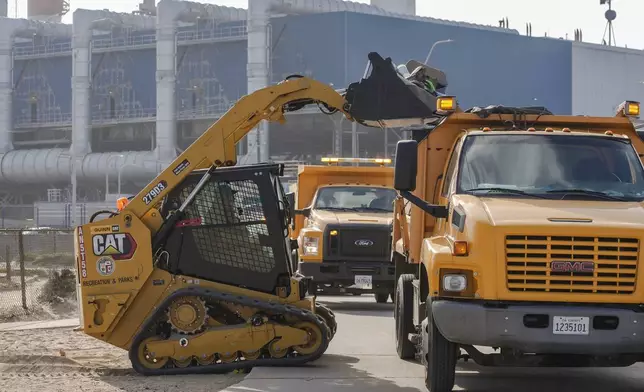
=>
[12,12,575,151]
[271,12,572,114]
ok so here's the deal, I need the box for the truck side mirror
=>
[295,207,311,218]
[394,140,418,192]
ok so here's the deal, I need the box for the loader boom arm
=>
[123,77,352,230]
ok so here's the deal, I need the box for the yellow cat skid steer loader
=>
[74,52,452,375]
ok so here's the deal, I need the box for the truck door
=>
[436,136,464,234]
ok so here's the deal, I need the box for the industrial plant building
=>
[0,0,643,226]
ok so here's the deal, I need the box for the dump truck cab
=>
[392,99,644,392]
[290,158,397,303]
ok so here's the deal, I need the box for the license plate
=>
[552,316,590,335]
[354,275,373,290]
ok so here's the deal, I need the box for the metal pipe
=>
[105,154,123,198]
[424,39,454,65]
[118,160,166,196]
[155,0,181,160]
[246,0,271,163]
[117,163,136,196]
[71,10,95,157]
[351,122,358,164]
[71,155,77,226]
[384,127,388,158]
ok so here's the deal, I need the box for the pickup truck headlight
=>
[302,236,319,255]
[442,274,467,292]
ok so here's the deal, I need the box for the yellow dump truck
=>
[289,158,397,303]
[391,98,644,392]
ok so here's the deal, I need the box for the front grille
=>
[505,235,639,294]
[325,225,391,261]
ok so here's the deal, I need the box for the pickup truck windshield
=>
[457,134,644,201]
[314,186,397,212]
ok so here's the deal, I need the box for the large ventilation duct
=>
[0,19,70,154]
[0,150,166,183]
[71,10,155,158]
[156,0,247,160]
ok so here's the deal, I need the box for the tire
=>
[424,298,458,392]
[394,274,416,359]
[375,292,388,303]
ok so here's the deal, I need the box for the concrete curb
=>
[0,318,79,332]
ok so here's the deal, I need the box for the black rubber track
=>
[315,302,337,339]
[128,287,332,376]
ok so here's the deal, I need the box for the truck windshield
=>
[314,186,397,212]
[457,134,644,201]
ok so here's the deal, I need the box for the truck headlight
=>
[442,274,467,292]
[302,236,319,255]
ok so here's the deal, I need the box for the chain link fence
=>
[0,229,78,323]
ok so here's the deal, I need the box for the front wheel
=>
[394,274,415,359]
[424,299,458,392]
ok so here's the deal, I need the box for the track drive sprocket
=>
[166,296,208,334]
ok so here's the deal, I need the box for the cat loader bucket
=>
[342,52,453,128]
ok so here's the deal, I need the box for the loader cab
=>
[157,163,297,295]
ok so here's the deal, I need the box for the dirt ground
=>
[0,327,245,392]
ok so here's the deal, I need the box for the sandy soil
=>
[0,327,245,392]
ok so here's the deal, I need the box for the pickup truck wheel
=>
[394,274,415,359]
[424,299,457,392]
[375,292,388,303]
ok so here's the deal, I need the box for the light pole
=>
[425,39,454,65]
[105,154,123,199]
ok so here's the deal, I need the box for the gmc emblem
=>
[550,261,594,273]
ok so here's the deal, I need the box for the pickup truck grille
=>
[505,235,639,294]
[324,225,391,262]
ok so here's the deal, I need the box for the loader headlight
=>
[442,274,467,292]
[302,236,319,255]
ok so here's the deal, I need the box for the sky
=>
[10,0,644,50]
